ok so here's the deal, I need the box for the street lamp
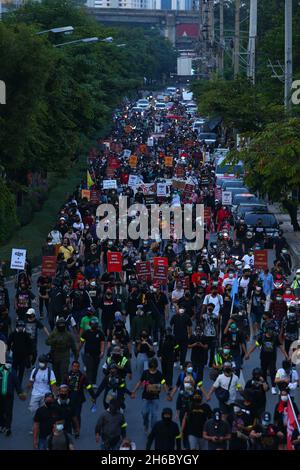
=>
[36,26,74,35]
[54,36,113,48]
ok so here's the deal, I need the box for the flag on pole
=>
[87,170,94,189]
[287,395,299,450]
[230,276,239,315]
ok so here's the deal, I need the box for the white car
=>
[185,103,198,114]
[166,87,177,96]
[155,102,167,111]
[136,99,150,110]
[192,119,206,133]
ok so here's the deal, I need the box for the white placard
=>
[103,180,117,189]
[10,248,27,270]
[157,183,167,197]
[222,191,232,205]
[123,149,131,158]
[128,175,139,187]
[147,137,154,147]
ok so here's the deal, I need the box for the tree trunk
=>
[282,199,300,231]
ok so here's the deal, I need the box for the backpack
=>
[32,367,51,385]
[48,432,70,450]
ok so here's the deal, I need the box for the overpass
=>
[86,8,200,46]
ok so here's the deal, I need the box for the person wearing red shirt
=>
[216,206,231,232]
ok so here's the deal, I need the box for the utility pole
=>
[219,0,224,76]
[247,0,257,84]
[234,0,240,77]
[285,0,293,111]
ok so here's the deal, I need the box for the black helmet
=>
[38,354,48,363]
[162,407,172,419]
[252,367,262,378]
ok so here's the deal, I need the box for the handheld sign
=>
[10,248,26,270]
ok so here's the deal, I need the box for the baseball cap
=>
[26,308,36,316]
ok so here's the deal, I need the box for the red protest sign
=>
[42,256,57,278]
[108,156,119,169]
[136,261,152,281]
[153,257,168,267]
[107,252,123,272]
[90,190,101,204]
[175,166,185,177]
[106,167,115,177]
[153,265,168,285]
[254,250,268,270]
[184,183,195,197]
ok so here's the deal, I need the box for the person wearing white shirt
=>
[242,252,254,268]
[207,362,243,416]
[28,356,57,414]
[48,229,62,246]
[222,271,236,289]
[275,360,299,397]
[202,288,224,316]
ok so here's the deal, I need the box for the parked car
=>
[192,119,206,133]
[243,211,282,247]
[222,187,249,206]
[221,179,245,190]
[198,132,217,145]
[154,102,167,111]
[231,193,259,210]
[215,161,244,178]
[233,203,268,225]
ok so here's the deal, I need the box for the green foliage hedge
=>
[0,179,19,243]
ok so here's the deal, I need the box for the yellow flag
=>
[87,170,94,189]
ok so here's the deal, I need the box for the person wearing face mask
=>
[202,287,224,317]
[79,318,105,386]
[46,318,78,386]
[131,358,170,433]
[199,303,219,368]
[280,305,300,355]
[222,269,236,290]
[79,307,99,336]
[95,398,127,450]
[33,392,60,450]
[170,307,192,368]
[250,411,284,450]
[269,293,287,333]
[249,285,266,337]
[237,268,253,300]
[69,282,91,325]
[157,327,177,389]
[212,344,234,380]
[47,419,75,450]
[28,355,57,415]
[58,238,74,262]
[246,328,288,395]
[99,289,118,337]
[14,281,36,322]
[54,384,79,437]
[207,362,243,417]
[188,326,209,381]
[131,306,154,343]
[93,364,132,411]
[203,408,231,450]
[103,346,132,382]
[273,387,300,445]
[64,361,95,434]
[7,320,32,386]
[181,392,212,450]
[146,408,181,451]
[135,330,154,378]
[275,359,299,398]
[244,368,269,419]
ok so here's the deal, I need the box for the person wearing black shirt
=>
[64,361,95,432]
[188,326,208,381]
[7,321,32,385]
[273,231,288,259]
[15,281,35,321]
[245,368,269,418]
[178,291,195,319]
[99,289,118,336]
[80,318,105,385]
[203,408,231,450]
[250,411,283,450]
[146,408,181,450]
[37,275,51,320]
[0,306,11,341]
[55,384,79,437]
[33,393,61,450]
[0,279,10,312]
[182,393,212,450]
[247,329,288,394]
[253,219,266,245]
[158,328,176,389]
[170,308,192,367]
[131,358,170,433]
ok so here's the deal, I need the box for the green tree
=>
[226,118,300,231]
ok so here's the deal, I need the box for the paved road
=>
[1,247,298,450]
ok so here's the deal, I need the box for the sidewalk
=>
[268,203,300,267]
